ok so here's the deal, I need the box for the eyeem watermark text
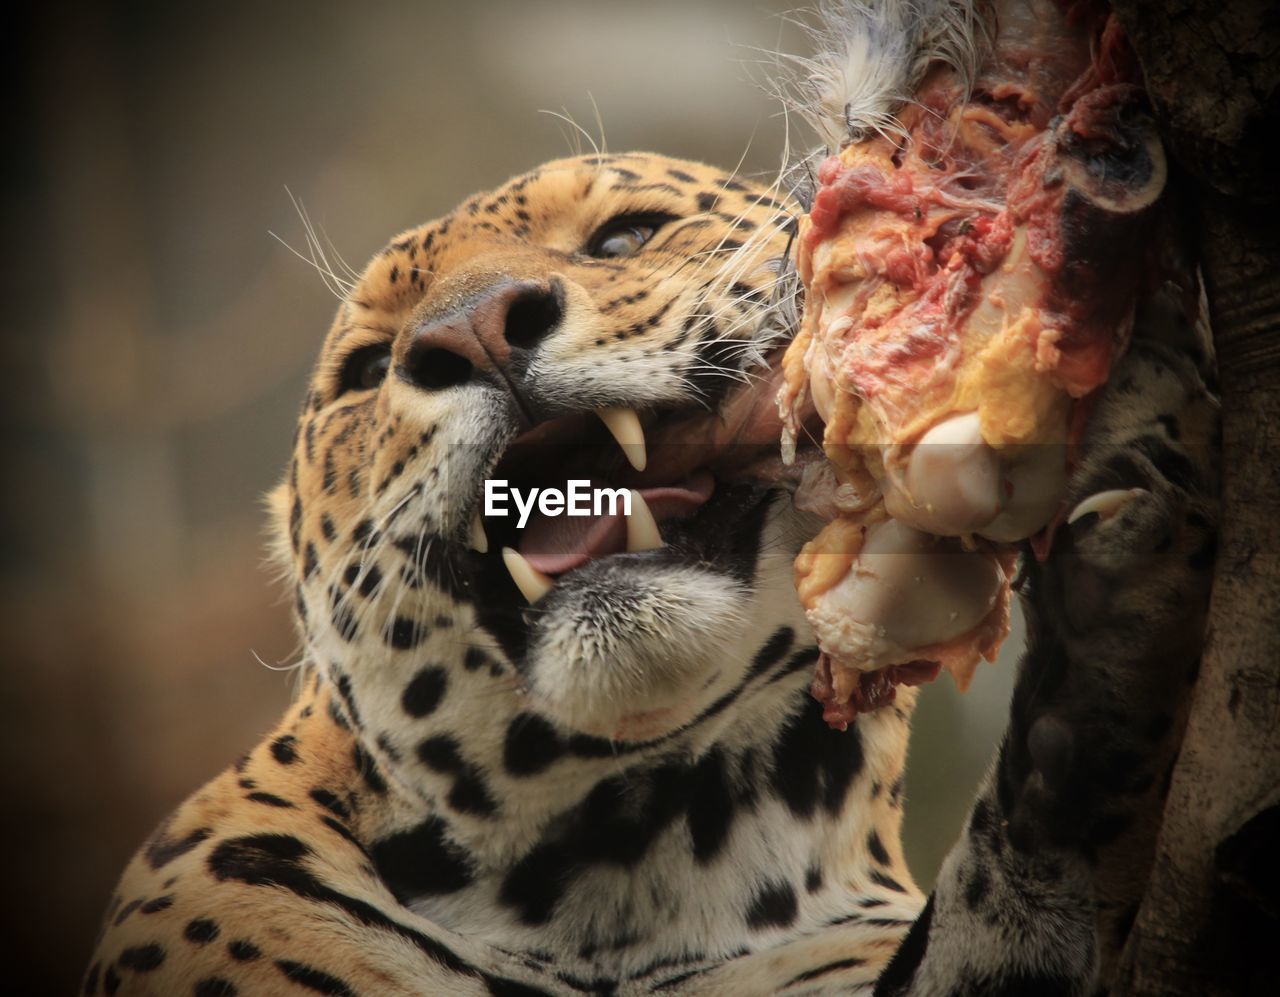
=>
[484,480,632,529]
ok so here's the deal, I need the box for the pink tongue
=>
[519,471,714,575]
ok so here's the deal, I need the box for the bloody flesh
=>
[780,0,1169,726]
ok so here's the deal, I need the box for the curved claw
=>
[1067,487,1147,525]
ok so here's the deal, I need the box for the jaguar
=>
[84,8,1219,996]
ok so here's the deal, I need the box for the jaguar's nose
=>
[399,278,563,391]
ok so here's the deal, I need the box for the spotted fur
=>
[77,6,1224,990]
[82,139,1218,996]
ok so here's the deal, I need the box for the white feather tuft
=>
[780,1,992,152]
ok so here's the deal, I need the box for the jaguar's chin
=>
[524,561,751,739]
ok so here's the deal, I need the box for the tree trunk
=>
[1107,2,1280,994]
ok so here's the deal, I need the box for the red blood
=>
[816,154,843,186]
[882,244,933,288]
[808,164,920,244]
[810,655,944,731]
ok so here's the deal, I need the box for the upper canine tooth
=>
[1067,488,1146,524]
[502,547,554,603]
[598,407,647,472]
[625,490,664,552]
[469,511,489,553]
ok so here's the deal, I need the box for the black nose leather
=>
[400,279,563,391]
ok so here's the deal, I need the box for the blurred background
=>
[3,1,1018,991]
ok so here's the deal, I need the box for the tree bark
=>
[1107,2,1280,994]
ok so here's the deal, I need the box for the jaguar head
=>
[274,153,821,756]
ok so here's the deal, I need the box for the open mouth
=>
[463,357,824,620]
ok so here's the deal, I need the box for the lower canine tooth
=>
[469,512,489,553]
[598,407,647,472]
[626,490,664,552]
[1067,488,1146,524]
[502,548,554,603]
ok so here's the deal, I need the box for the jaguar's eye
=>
[339,344,392,394]
[594,225,653,258]
[586,213,677,259]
